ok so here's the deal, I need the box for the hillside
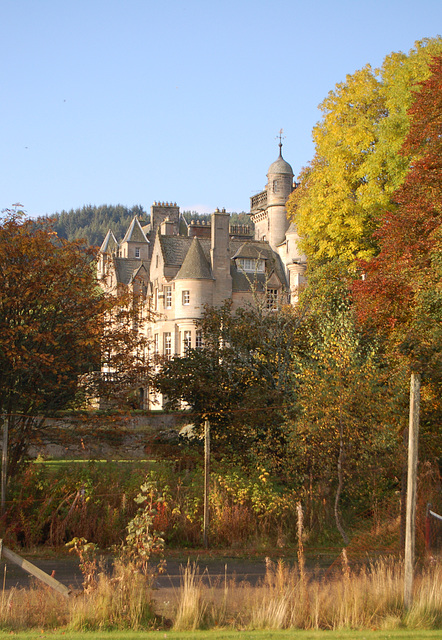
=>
[38,204,148,248]
[40,204,252,247]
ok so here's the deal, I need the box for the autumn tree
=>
[287,262,401,542]
[353,55,442,466]
[288,37,442,265]
[89,287,152,410]
[0,211,109,475]
[0,211,153,479]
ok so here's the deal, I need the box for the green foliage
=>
[289,265,403,541]
[288,37,442,265]
[3,460,147,548]
[41,205,252,249]
[122,477,165,573]
[182,210,252,226]
[39,203,147,247]
[154,300,305,477]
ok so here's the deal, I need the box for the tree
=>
[154,300,305,477]
[0,210,109,476]
[90,287,152,410]
[39,204,148,247]
[287,38,442,266]
[353,54,442,466]
[287,262,400,542]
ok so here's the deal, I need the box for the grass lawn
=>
[1,630,441,640]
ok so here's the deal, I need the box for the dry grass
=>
[172,557,442,631]
[0,556,440,631]
[0,582,69,630]
[0,560,157,632]
[68,560,157,630]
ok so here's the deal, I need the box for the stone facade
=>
[97,148,307,408]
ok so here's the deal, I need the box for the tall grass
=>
[172,557,442,631]
[173,563,208,630]
[0,583,69,630]
[68,560,156,630]
[0,560,157,631]
[0,557,440,631]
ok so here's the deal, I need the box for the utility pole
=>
[203,417,210,549]
[404,372,420,610]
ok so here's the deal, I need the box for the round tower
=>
[266,143,294,249]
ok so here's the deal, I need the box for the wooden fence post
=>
[203,418,210,549]
[0,542,71,597]
[404,371,420,610]
[1,415,8,516]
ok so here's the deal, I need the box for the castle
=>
[97,144,306,408]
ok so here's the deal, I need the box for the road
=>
[0,553,274,593]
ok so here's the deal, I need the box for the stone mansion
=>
[97,145,306,407]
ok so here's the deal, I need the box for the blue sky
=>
[2,0,442,218]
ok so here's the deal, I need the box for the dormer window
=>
[237,258,265,273]
[135,247,140,258]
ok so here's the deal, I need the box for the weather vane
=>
[276,128,285,155]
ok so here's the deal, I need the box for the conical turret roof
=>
[175,237,213,280]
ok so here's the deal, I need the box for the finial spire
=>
[276,128,285,156]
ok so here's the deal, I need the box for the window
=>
[195,330,202,349]
[266,288,278,311]
[164,286,172,309]
[154,334,159,354]
[164,332,172,358]
[183,330,191,353]
[182,290,190,305]
[273,179,278,193]
[135,247,140,258]
[237,258,265,273]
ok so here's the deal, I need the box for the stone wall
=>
[25,412,183,460]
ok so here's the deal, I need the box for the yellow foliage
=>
[287,37,442,266]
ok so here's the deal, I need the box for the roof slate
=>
[100,230,118,254]
[175,237,213,280]
[122,217,149,244]
[158,235,287,290]
[113,257,150,285]
[159,235,211,266]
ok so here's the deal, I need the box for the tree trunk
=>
[335,407,349,545]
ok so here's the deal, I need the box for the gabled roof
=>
[159,235,211,266]
[175,237,213,280]
[100,229,118,254]
[129,262,149,285]
[231,242,270,260]
[113,257,150,285]
[229,240,288,292]
[122,217,149,244]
